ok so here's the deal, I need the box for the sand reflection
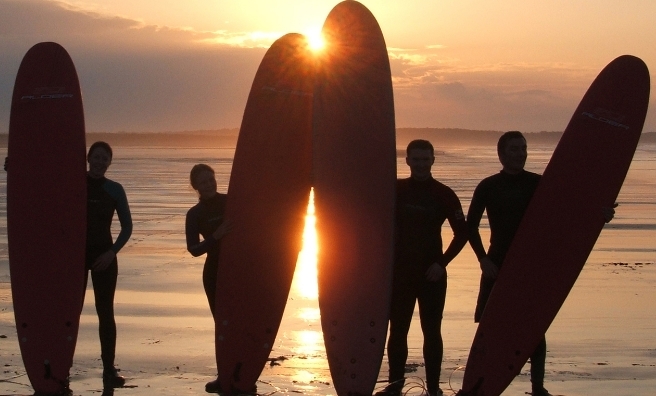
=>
[277,189,331,387]
[292,329,323,356]
[293,189,318,299]
[297,307,320,321]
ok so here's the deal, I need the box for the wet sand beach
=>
[1,144,655,396]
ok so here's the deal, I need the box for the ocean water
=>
[1,143,655,395]
[2,142,652,280]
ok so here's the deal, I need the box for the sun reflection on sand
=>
[292,329,323,356]
[282,190,330,385]
[293,189,319,299]
[297,307,320,322]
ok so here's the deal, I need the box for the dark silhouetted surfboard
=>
[459,55,650,396]
[313,2,396,395]
[8,42,87,395]
[213,33,314,393]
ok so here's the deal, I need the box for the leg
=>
[530,336,547,393]
[474,275,496,323]
[91,258,126,388]
[203,258,221,392]
[203,258,218,318]
[90,258,118,370]
[417,274,447,395]
[385,270,419,392]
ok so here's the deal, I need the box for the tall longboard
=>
[459,56,650,396]
[8,42,87,394]
[213,33,314,393]
[313,2,396,395]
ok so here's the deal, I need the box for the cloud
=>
[0,0,270,132]
[387,47,598,131]
[1,1,652,133]
[0,0,281,50]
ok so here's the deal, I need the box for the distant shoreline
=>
[0,128,655,148]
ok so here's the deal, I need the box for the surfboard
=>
[7,42,87,394]
[213,33,314,393]
[313,2,396,395]
[459,55,650,396]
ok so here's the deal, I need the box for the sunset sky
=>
[1,0,654,133]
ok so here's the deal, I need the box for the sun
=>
[305,29,325,52]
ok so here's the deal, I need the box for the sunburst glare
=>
[305,29,325,52]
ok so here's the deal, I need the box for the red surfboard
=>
[213,33,314,393]
[313,2,396,395]
[459,55,650,396]
[8,42,87,394]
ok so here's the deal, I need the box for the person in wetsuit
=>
[184,163,231,394]
[185,164,231,316]
[378,139,468,396]
[85,141,133,388]
[467,131,615,396]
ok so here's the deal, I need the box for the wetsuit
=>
[85,175,132,372]
[185,193,227,317]
[386,177,468,395]
[466,169,546,388]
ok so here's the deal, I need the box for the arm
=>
[426,189,468,281]
[440,204,468,267]
[467,183,498,279]
[467,183,487,260]
[91,181,132,271]
[212,218,232,240]
[110,182,132,254]
[426,207,468,282]
[185,207,217,257]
